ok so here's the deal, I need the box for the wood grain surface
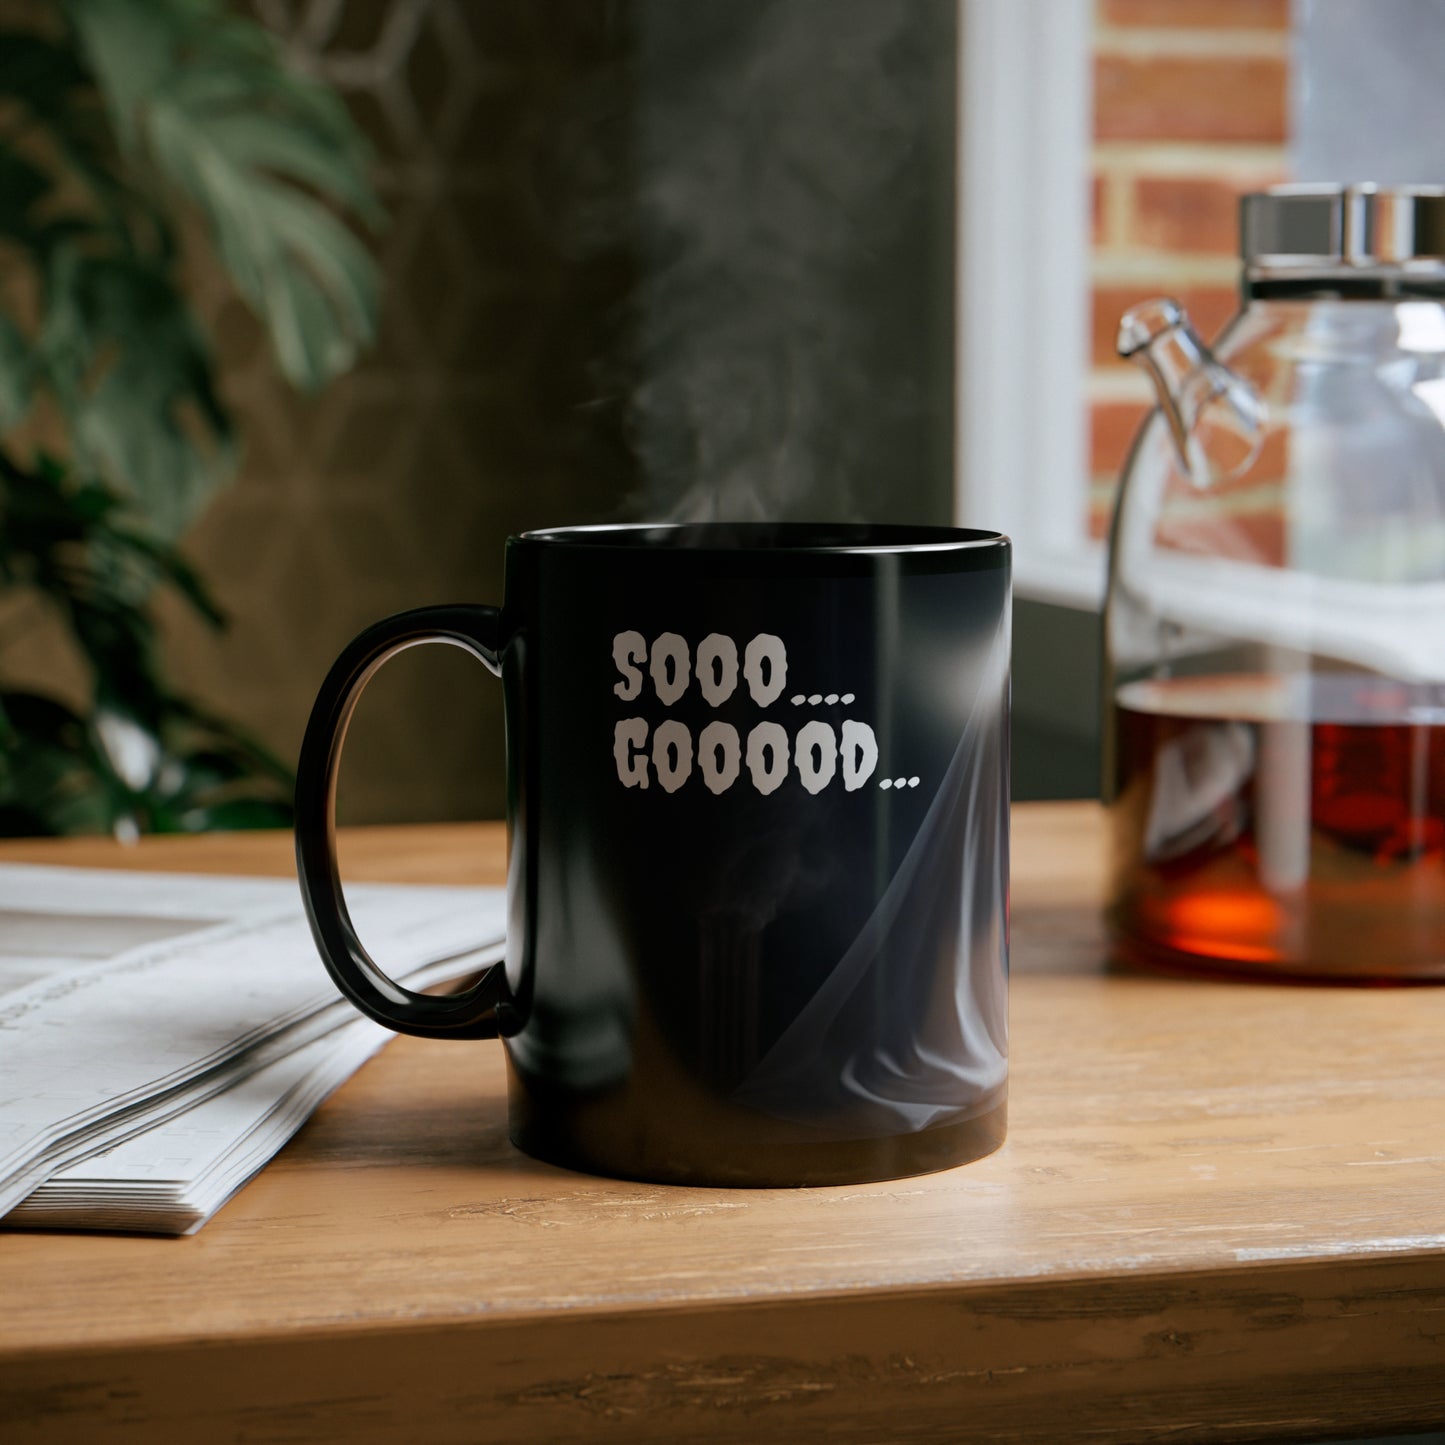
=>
[2,804,1444,1443]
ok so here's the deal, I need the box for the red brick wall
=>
[1088,0,1290,538]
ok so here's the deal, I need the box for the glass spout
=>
[1117,297,1266,487]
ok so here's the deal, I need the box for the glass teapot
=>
[1105,184,1445,981]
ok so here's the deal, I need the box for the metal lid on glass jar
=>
[1241,184,1445,294]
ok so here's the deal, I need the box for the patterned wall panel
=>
[160,0,637,825]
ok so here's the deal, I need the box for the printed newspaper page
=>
[0,865,505,1230]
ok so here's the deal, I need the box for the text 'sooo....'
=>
[612,630,881,797]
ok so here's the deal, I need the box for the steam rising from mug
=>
[561,1,950,523]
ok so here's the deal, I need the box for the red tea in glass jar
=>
[1109,674,1445,980]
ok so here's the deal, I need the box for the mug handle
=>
[295,604,509,1039]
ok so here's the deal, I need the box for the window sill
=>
[1012,542,1107,612]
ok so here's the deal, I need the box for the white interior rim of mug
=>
[516,523,1010,554]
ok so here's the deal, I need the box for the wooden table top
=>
[2,802,1443,1444]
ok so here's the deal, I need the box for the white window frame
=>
[955,0,1104,610]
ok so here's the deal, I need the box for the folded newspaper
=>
[0,863,505,1235]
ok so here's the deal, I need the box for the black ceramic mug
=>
[296,523,1010,1187]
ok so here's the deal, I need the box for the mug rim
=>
[514,522,1010,555]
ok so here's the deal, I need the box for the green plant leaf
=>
[106,525,225,627]
[143,105,381,391]
[0,31,91,132]
[0,689,117,836]
[0,315,31,429]
[0,676,296,838]
[172,797,292,832]
[0,451,223,738]
[55,1,175,154]
[165,697,295,787]
[66,0,382,392]
[0,150,52,244]
[37,248,235,535]
[0,28,149,251]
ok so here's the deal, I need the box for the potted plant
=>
[0,0,380,835]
